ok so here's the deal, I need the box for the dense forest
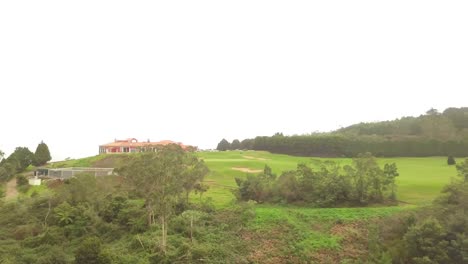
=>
[217,107,468,157]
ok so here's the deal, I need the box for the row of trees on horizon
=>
[217,107,468,157]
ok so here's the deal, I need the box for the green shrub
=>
[74,237,111,264]
[404,218,450,263]
[0,167,9,182]
[16,175,29,187]
[447,156,456,165]
[36,245,71,264]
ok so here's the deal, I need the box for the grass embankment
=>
[47,155,113,168]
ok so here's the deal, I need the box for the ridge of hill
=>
[225,107,468,157]
[335,107,468,140]
[47,154,128,168]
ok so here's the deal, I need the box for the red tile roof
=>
[100,139,190,149]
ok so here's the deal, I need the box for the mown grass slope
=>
[46,151,457,206]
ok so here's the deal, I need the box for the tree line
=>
[0,141,51,182]
[216,107,468,157]
[337,107,468,139]
[235,153,399,206]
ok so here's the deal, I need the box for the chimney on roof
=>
[147,139,150,143]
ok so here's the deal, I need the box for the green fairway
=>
[376,157,458,205]
[197,151,459,207]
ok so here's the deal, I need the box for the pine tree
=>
[34,141,52,166]
[216,139,231,151]
[231,139,241,150]
[447,156,456,165]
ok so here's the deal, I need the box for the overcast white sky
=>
[1,1,467,161]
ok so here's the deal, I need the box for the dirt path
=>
[5,178,18,200]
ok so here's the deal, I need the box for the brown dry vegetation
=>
[243,227,302,264]
[311,222,369,263]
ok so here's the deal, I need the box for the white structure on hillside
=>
[47,167,114,179]
[29,176,41,186]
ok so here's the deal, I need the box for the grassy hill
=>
[47,154,128,168]
[49,151,458,207]
[4,150,462,263]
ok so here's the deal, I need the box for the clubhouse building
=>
[99,138,191,154]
